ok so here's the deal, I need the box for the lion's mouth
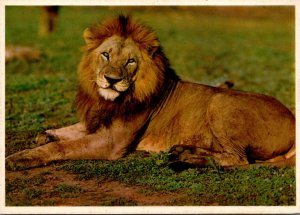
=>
[97,79,130,101]
[98,88,120,101]
[100,83,129,92]
[102,84,124,92]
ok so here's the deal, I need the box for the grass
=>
[52,184,84,198]
[53,184,83,193]
[58,152,295,205]
[5,6,295,206]
[6,174,47,206]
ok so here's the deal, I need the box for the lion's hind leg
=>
[255,144,296,167]
[168,145,249,170]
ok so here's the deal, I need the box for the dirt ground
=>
[6,165,193,206]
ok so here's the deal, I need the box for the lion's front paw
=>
[6,149,48,171]
[35,131,59,145]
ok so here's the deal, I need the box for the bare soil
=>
[6,165,188,206]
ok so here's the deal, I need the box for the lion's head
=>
[75,15,179,132]
[91,35,140,101]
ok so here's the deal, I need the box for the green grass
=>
[23,188,44,199]
[53,184,83,193]
[58,152,295,205]
[5,6,295,206]
[52,184,84,198]
[6,174,47,206]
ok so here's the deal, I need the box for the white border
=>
[1,0,299,214]
[2,206,300,214]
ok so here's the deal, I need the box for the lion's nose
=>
[104,74,123,84]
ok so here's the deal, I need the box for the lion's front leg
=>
[6,141,64,171]
[6,133,128,171]
[6,147,56,171]
[35,122,86,145]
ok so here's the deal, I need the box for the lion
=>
[5,45,42,62]
[39,6,60,37]
[6,15,295,171]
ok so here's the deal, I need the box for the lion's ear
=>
[147,45,159,57]
[83,28,95,45]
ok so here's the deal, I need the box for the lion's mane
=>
[75,15,179,133]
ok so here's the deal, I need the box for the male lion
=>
[6,15,295,171]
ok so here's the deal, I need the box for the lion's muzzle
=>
[97,68,131,101]
[102,72,130,93]
[104,74,123,85]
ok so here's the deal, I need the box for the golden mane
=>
[83,15,159,54]
[75,15,179,133]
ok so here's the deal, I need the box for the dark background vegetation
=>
[5,6,295,206]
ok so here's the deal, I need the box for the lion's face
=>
[93,35,141,101]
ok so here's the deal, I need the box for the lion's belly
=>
[136,128,215,153]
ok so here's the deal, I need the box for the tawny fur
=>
[5,45,42,62]
[6,15,295,171]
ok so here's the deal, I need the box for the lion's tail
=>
[260,144,296,167]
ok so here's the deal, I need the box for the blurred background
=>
[5,6,295,154]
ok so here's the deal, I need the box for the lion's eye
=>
[127,58,135,65]
[102,52,109,60]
